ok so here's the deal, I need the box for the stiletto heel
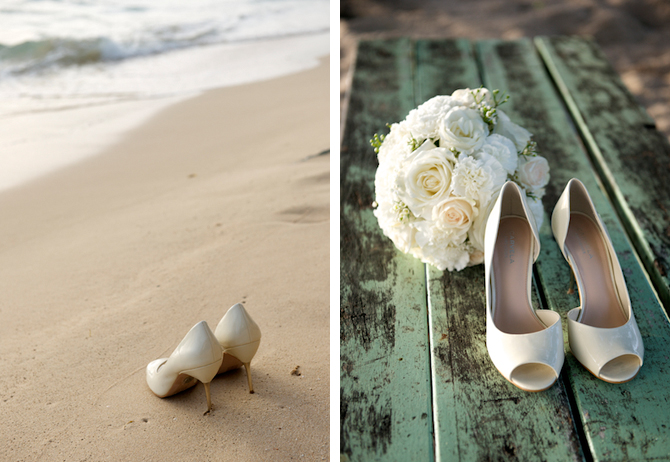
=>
[485,181,564,391]
[243,363,253,393]
[203,382,213,414]
[146,321,223,412]
[552,178,644,383]
[214,303,261,393]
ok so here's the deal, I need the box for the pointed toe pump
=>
[485,181,564,392]
[552,179,643,383]
[146,321,223,413]
[214,303,261,393]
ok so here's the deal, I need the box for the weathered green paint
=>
[535,36,670,313]
[478,38,670,461]
[413,40,480,104]
[340,39,434,461]
[427,266,585,462]
[415,39,585,462]
[341,37,670,461]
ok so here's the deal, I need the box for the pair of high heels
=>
[146,303,261,413]
[485,179,644,392]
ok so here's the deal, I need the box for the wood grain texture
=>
[417,39,585,462]
[340,39,434,461]
[341,37,670,462]
[535,35,670,313]
[428,266,585,462]
[478,38,670,461]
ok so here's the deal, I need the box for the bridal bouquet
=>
[372,88,549,271]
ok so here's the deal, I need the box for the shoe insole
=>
[492,216,545,334]
[564,212,628,328]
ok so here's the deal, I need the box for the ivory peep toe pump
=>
[146,321,223,413]
[485,181,564,391]
[214,303,261,393]
[552,179,643,383]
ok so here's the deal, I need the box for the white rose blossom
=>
[493,110,532,152]
[431,196,478,244]
[398,140,455,217]
[372,90,548,271]
[414,195,478,248]
[516,156,550,192]
[437,107,489,154]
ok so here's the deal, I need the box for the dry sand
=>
[0,59,329,461]
[341,0,670,142]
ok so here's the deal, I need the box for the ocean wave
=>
[0,0,329,77]
[0,27,219,75]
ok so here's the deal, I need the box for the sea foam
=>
[0,0,329,192]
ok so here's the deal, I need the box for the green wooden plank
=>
[535,35,670,314]
[413,40,481,105]
[418,39,584,462]
[340,39,435,461]
[479,37,670,461]
[428,266,586,462]
[415,39,480,462]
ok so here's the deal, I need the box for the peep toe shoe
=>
[485,181,564,391]
[214,303,261,393]
[146,321,223,413]
[552,178,643,383]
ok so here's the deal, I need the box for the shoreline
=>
[0,32,329,194]
[0,58,329,461]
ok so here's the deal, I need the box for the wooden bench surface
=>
[340,37,670,461]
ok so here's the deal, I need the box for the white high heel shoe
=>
[214,303,261,393]
[552,178,643,383]
[146,321,223,413]
[485,181,564,391]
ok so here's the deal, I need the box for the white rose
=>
[437,107,489,154]
[494,110,531,152]
[516,156,550,192]
[430,196,478,245]
[451,88,492,108]
[452,155,507,206]
[474,134,518,175]
[412,196,477,263]
[398,140,455,217]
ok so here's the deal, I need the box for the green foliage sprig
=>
[370,133,386,153]
[408,137,422,152]
[520,140,539,158]
[472,88,510,132]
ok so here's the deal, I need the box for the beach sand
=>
[0,59,329,461]
[341,0,670,143]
